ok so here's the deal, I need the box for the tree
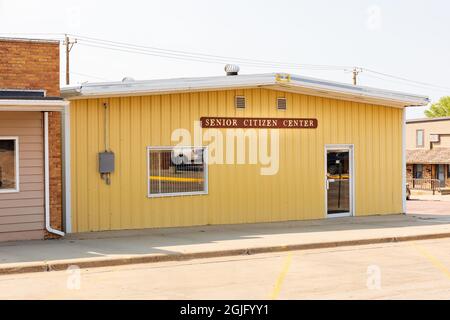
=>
[425,96,450,118]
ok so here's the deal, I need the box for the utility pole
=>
[352,67,362,86]
[64,34,77,85]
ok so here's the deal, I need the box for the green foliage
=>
[425,96,450,118]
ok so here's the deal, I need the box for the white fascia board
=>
[62,74,276,99]
[0,99,69,111]
[61,73,429,107]
[287,75,429,107]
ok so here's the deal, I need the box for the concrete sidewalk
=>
[2,213,450,275]
[409,194,450,202]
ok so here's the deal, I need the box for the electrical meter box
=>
[99,151,115,174]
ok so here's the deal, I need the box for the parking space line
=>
[413,243,450,280]
[270,253,293,300]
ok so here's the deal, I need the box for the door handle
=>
[326,179,336,190]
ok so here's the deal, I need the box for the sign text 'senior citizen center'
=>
[200,117,318,129]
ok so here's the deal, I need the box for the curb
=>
[2,231,450,276]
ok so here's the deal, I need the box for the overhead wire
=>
[69,71,111,82]
[71,35,450,93]
[0,32,447,93]
[76,41,343,70]
[360,73,442,93]
[69,34,350,71]
[362,68,450,92]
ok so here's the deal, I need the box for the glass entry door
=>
[326,147,352,217]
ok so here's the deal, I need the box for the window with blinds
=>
[147,146,207,197]
[0,137,19,193]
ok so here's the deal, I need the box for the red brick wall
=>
[406,164,413,181]
[0,38,63,238]
[0,38,60,96]
[407,164,432,180]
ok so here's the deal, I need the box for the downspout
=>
[62,104,72,233]
[402,108,407,214]
[44,112,65,237]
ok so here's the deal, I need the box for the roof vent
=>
[122,77,135,82]
[235,96,246,109]
[277,97,287,110]
[225,64,240,76]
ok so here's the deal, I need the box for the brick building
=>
[0,37,68,241]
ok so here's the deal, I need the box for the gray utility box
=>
[99,151,115,174]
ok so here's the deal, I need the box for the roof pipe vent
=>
[224,64,240,76]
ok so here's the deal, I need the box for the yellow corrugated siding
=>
[70,88,404,232]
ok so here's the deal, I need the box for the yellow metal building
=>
[62,72,429,233]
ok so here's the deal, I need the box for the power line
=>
[74,42,336,70]
[70,34,450,92]
[70,34,350,71]
[69,71,111,82]
[1,32,447,93]
[352,67,363,85]
[77,41,321,70]
[64,34,77,85]
[361,73,430,92]
[76,42,253,67]
[362,68,450,92]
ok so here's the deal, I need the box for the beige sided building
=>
[406,117,450,192]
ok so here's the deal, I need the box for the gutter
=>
[402,109,406,214]
[60,86,82,98]
[62,104,72,233]
[288,77,430,107]
[44,112,65,237]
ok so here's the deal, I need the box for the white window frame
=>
[0,136,20,193]
[147,146,208,198]
[416,129,424,148]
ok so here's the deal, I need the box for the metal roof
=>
[61,73,430,108]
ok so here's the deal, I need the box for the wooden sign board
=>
[200,117,318,129]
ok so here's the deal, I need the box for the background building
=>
[406,117,450,193]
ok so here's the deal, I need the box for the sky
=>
[1,0,449,119]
